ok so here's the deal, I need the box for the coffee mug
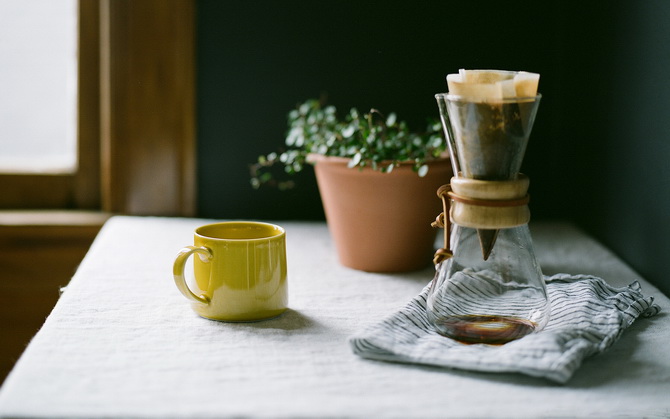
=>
[173,221,288,322]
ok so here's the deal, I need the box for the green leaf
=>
[341,125,355,138]
[286,127,302,146]
[417,164,429,177]
[348,152,362,168]
[386,112,397,126]
[298,103,309,115]
[326,134,337,146]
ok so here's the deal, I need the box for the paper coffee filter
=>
[447,75,503,100]
[458,69,516,83]
[513,72,540,97]
[447,69,539,101]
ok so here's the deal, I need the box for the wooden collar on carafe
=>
[431,174,531,264]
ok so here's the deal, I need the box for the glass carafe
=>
[427,94,550,344]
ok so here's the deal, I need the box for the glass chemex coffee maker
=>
[427,69,551,344]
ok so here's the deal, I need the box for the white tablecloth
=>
[0,217,668,418]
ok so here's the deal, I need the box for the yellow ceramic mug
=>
[173,221,288,322]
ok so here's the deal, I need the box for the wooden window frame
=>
[0,0,196,217]
[100,0,196,216]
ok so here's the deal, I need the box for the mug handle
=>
[173,246,212,305]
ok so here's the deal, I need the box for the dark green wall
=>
[561,2,670,297]
[196,0,670,296]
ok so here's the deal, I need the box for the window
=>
[0,0,78,174]
[0,0,196,216]
[0,0,99,210]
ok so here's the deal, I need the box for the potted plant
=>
[250,98,452,272]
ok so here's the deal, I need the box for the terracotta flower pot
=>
[309,154,453,272]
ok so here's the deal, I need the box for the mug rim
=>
[195,221,285,241]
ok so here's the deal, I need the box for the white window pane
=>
[0,0,77,174]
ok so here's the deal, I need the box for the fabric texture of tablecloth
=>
[2,218,669,418]
[350,273,661,383]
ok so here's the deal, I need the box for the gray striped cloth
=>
[349,274,660,383]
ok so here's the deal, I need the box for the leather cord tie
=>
[431,184,453,265]
[447,191,530,207]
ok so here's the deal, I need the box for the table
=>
[0,217,668,418]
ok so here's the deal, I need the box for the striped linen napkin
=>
[349,274,660,383]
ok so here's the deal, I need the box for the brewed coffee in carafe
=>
[427,74,550,344]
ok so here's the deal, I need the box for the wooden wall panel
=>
[100,0,196,216]
[0,211,108,385]
[74,0,102,209]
